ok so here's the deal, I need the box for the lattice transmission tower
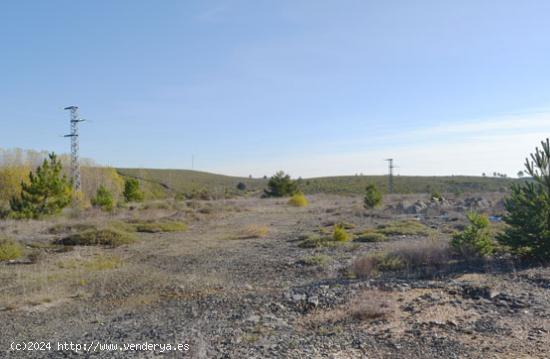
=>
[64,106,85,191]
[385,158,394,194]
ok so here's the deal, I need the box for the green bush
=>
[452,212,493,256]
[498,139,550,259]
[60,228,136,247]
[236,182,247,191]
[123,178,144,202]
[0,237,23,261]
[333,224,351,242]
[10,153,73,219]
[264,171,298,197]
[288,192,309,207]
[91,185,115,211]
[364,184,382,209]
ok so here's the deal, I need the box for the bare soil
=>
[1,194,549,358]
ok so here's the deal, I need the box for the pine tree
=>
[123,178,144,202]
[264,171,298,197]
[10,153,73,219]
[91,185,115,211]
[498,139,550,259]
[364,184,382,209]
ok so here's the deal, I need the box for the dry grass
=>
[239,224,270,239]
[300,254,331,266]
[376,220,431,236]
[352,238,452,278]
[57,255,124,271]
[306,290,396,325]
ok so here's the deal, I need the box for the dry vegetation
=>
[1,192,549,358]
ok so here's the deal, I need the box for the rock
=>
[246,314,261,324]
[307,296,319,308]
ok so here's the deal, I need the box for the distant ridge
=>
[116,168,518,197]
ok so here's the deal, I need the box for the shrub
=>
[236,182,247,191]
[431,191,443,202]
[333,224,351,242]
[288,192,309,207]
[10,153,73,219]
[264,171,298,197]
[0,237,23,261]
[91,185,115,211]
[60,228,136,247]
[498,139,550,259]
[134,220,187,233]
[123,178,144,202]
[351,252,404,278]
[352,239,452,277]
[451,212,493,256]
[364,184,382,209]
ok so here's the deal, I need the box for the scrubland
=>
[1,192,549,358]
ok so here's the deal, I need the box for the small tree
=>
[517,171,524,178]
[123,178,144,202]
[264,171,298,197]
[452,212,493,256]
[91,185,115,211]
[9,153,72,219]
[236,182,247,191]
[364,184,382,209]
[498,139,550,259]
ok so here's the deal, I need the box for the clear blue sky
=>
[1,0,550,177]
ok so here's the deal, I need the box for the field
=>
[2,191,549,358]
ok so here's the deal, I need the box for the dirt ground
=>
[1,194,549,358]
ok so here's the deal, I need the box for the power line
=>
[64,106,85,191]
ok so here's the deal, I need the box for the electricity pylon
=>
[64,106,85,191]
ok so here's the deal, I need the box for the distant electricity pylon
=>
[64,106,85,191]
[385,158,394,194]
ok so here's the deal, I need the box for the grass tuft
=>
[0,237,24,261]
[239,225,270,239]
[134,221,188,233]
[332,224,351,242]
[355,230,388,242]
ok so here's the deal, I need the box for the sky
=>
[1,0,550,178]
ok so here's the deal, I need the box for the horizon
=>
[2,1,550,177]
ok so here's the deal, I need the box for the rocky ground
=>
[1,193,549,358]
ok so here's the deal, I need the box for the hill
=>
[116,168,517,198]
